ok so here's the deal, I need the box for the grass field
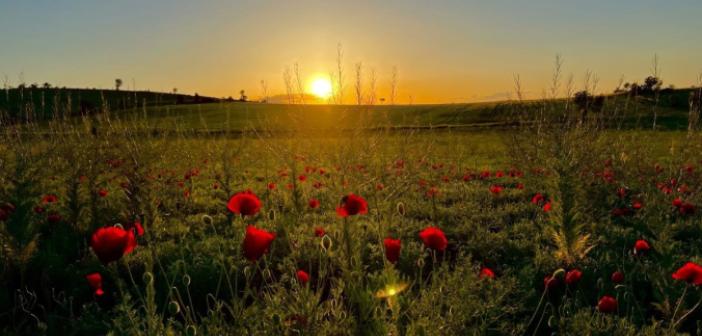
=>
[1,89,702,335]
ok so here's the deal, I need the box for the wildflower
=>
[426,187,439,198]
[47,212,62,223]
[479,267,495,279]
[419,226,447,252]
[531,193,545,205]
[227,190,262,217]
[542,201,552,213]
[335,194,368,217]
[611,271,624,284]
[242,225,275,261]
[383,238,401,264]
[489,185,504,195]
[296,270,310,284]
[98,189,108,197]
[314,227,326,237]
[672,262,702,285]
[633,239,651,254]
[597,295,618,313]
[41,194,58,204]
[90,226,137,264]
[85,272,104,296]
[565,269,582,285]
[308,198,320,209]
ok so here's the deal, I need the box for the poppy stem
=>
[343,216,353,273]
[524,288,548,336]
[674,291,702,329]
[671,284,689,327]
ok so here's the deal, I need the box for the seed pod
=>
[142,272,154,285]
[320,235,333,252]
[168,301,180,315]
[396,202,406,217]
[185,325,197,336]
[201,215,213,225]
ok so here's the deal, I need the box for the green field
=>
[2,87,702,334]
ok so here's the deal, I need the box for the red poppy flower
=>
[611,271,624,284]
[419,226,448,252]
[565,269,582,285]
[308,198,320,209]
[98,189,108,198]
[90,226,137,264]
[336,194,368,217]
[85,272,104,296]
[267,182,276,190]
[479,170,490,179]
[41,194,58,204]
[679,202,696,215]
[673,197,683,208]
[314,227,326,237]
[376,183,384,191]
[489,185,504,195]
[632,201,643,210]
[426,187,439,198]
[462,174,473,182]
[298,175,307,182]
[672,262,702,285]
[227,190,262,217]
[383,238,401,263]
[296,270,310,284]
[633,239,650,254]
[480,267,495,279]
[313,182,323,189]
[542,202,552,213]
[47,212,62,223]
[213,183,219,190]
[515,183,524,190]
[531,193,545,205]
[597,295,618,313]
[242,225,275,261]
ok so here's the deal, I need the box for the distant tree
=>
[573,90,605,122]
[115,79,123,91]
[239,89,247,102]
[642,76,662,94]
[29,83,38,89]
[173,88,178,94]
[42,82,51,89]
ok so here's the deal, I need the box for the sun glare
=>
[308,76,333,100]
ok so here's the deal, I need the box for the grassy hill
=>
[1,86,699,131]
[0,87,221,122]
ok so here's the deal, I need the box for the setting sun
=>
[308,76,333,100]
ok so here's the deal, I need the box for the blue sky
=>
[1,0,701,103]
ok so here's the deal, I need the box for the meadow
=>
[1,89,702,335]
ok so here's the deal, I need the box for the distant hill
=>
[1,85,699,131]
[0,87,222,122]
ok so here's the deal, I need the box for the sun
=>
[308,76,333,100]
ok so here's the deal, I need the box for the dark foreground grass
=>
[1,114,702,335]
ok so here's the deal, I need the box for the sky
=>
[1,0,701,104]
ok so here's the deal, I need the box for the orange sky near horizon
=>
[1,1,702,104]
